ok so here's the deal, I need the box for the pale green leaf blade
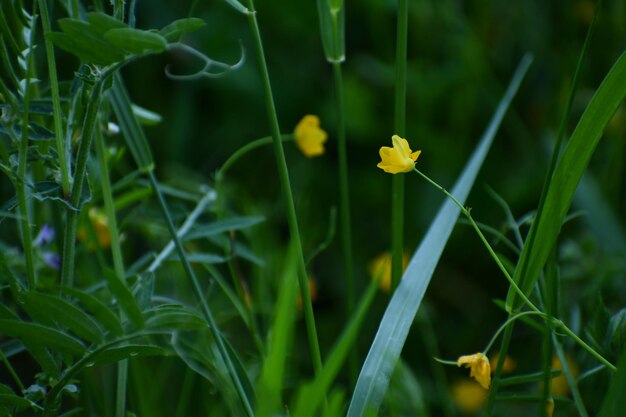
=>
[0,319,85,356]
[346,55,532,417]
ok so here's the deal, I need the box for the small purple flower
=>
[34,225,55,247]
[42,252,61,270]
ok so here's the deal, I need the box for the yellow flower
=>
[368,251,408,292]
[294,115,328,157]
[551,354,579,396]
[457,353,491,389]
[77,208,111,249]
[489,352,516,374]
[377,135,421,174]
[451,379,488,413]
[297,276,318,309]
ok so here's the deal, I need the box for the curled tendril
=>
[164,42,245,81]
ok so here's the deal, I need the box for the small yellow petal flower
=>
[77,207,111,249]
[451,379,488,413]
[368,251,408,292]
[377,135,421,174]
[551,354,579,396]
[294,115,328,157]
[457,353,491,389]
[489,352,516,374]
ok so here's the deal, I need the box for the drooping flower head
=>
[294,115,328,157]
[457,352,491,389]
[377,135,421,174]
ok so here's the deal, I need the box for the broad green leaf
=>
[104,268,144,329]
[104,28,167,56]
[64,288,124,337]
[0,319,85,356]
[506,50,626,312]
[144,305,206,330]
[89,344,168,366]
[598,348,626,417]
[23,291,104,344]
[85,12,127,35]
[51,19,125,65]
[256,245,298,417]
[183,216,265,241]
[346,55,532,417]
[159,18,206,41]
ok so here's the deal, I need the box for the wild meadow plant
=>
[0,0,625,416]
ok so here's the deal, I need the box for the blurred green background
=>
[2,0,626,415]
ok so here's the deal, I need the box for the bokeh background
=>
[1,0,625,415]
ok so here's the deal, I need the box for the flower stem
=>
[391,0,409,292]
[483,320,515,416]
[413,168,539,312]
[245,0,323,378]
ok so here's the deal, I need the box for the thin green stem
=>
[552,334,589,417]
[331,60,357,384]
[147,171,254,417]
[245,1,323,378]
[95,124,127,417]
[483,321,515,416]
[391,0,408,292]
[483,311,545,355]
[413,168,539,312]
[60,80,104,290]
[557,323,616,372]
[0,348,24,392]
[38,0,71,195]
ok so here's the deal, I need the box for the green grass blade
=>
[506,50,626,312]
[346,54,532,417]
[598,348,626,417]
[255,245,298,417]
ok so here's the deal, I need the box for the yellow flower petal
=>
[294,115,328,157]
[489,352,516,374]
[451,379,488,413]
[377,135,421,174]
[457,353,491,389]
[368,251,409,292]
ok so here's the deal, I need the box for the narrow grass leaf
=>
[506,50,626,312]
[293,278,378,417]
[598,347,626,417]
[22,291,104,344]
[63,288,124,337]
[0,319,85,356]
[104,268,145,329]
[159,18,206,41]
[183,216,265,241]
[255,246,298,417]
[346,55,532,417]
[89,345,168,366]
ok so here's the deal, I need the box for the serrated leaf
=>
[506,50,626,312]
[346,55,531,417]
[0,122,54,140]
[64,288,124,336]
[159,17,206,41]
[104,269,144,329]
[183,216,265,241]
[89,344,168,366]
[104,28,167,56]
[22,291,104,344]
[0,319,85,356]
